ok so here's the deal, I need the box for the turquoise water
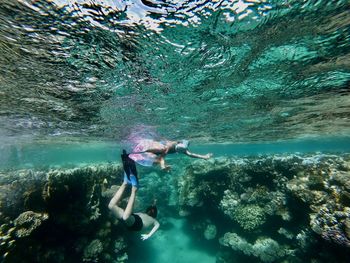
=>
[128,218,217,263]
[1,137,350,169]
[1,0,350,262]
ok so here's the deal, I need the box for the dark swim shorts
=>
[127,214,143,231]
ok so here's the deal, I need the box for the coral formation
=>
[178,153,350,262]
[285,155,350,248]
[14,211,48,238]
[83,239,104,262]
[0,162,173,263]
[232,204,266,231]
[113,236,127,253]
[310,204,350,248]
[204,224,217,240]
[220,191,266,230]
[0,164,128,263]
[220,232,290,262]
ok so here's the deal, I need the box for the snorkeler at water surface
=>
[129,139,213,171]
[108,150,159,240]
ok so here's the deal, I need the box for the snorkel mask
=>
[175,140,189,153]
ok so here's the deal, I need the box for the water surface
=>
[1,0,349,144]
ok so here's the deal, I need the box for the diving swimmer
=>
[108,150,160,240]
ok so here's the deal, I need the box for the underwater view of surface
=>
[1,0,350,262]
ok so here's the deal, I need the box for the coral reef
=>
[0,162,173,263]
[310,204,350,248]
[204,224,217,240]
[1,153,350,262]
[0,164,128,263]
[220,232,291,262]
[13,211,48,238]
[83,239,104,262]
[178,153,350,262]
[220,191,267,230]
[232,204,266,231]
[286,155,350,248]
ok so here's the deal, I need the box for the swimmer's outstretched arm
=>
[141,219,160,241]
[184,150,212,160]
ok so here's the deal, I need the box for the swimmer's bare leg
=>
[123,186,138,221]
[108,183,127,219]
[158,156,171,171]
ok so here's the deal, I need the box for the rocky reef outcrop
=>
[220,232,292,262]
[178,153,350,262]
[0,161,173,263]
[0,164,130,263]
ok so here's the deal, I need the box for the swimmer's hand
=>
[141,234,151,241]
[162,165,171,172]
[204,153,213,160]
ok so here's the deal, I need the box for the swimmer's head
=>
[146,205,158,218]
[175,140,189,153]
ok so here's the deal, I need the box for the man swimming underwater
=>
[108,150,160,240]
